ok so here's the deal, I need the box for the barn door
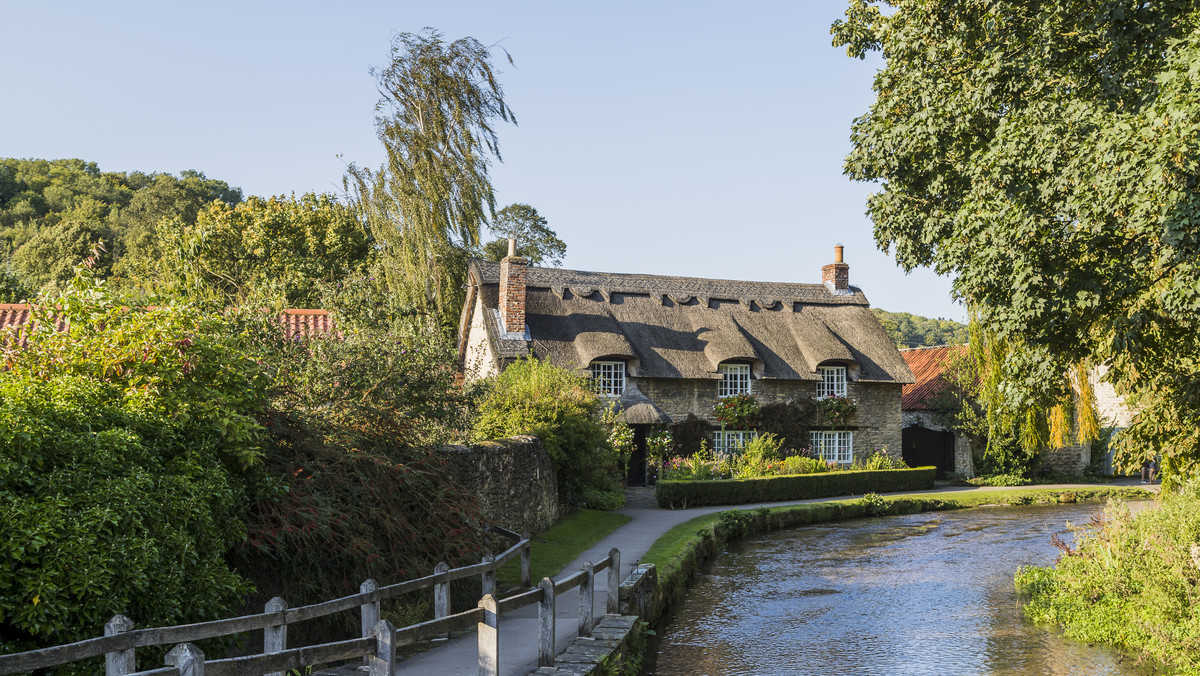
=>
[902,426,954,477]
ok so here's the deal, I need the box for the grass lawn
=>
[496,509,632,590]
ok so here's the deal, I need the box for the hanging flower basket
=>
[816,395,858,428]
[713,393,760,429]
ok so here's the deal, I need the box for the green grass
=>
[497,509,632,589]
[641,486,1154,593]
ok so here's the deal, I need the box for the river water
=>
[646,503,1153,676]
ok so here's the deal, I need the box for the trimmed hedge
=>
[655,466,937,508]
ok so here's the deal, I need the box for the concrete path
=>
[390,478,1156,675]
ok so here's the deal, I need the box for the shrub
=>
[472,357,619,508]
[655,467,937,508]
[851,450,909,471]
[778,455,832,476]
[967,473,1030,487]
[0,269,270,656]
[1015,484,1200,672]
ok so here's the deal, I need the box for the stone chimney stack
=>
[499,237,527,335]
[822,244,850,293]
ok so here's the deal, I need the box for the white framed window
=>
[812,430,853,465]
[713,430,758,456]
[718,363,752,398]
[591,361,625,396]
[817,365,847,399]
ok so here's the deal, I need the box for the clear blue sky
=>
[1,0,964,321]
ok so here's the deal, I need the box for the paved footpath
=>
[388,479,1156,676]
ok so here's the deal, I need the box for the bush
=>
[851,450,909,470]
[967,473,1030,487]
[472,357,620,508]
[1015,484,1200,673]
[655,467,937,508]
[0,270,270,656]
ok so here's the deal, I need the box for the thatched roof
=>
[463,261,914,385]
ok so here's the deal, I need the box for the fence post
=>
[433,561,450,618]
[481,554,496,598]
[263,597,287,676]
[607,548,621,614]
[165,643,204,676]
[367,619,396,676]
[520,534,532,588]
[578,561,594,638]
[538,577,556,668]
[477,594,499,676]
[360,579,380,665]
[104,615,136,676]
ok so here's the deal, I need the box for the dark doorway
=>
[902,425,954,477]
[627,425,648,486]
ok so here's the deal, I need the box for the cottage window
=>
[718,363,752,398]
[713,430,757,456]
[591,361,625,396]
[812,430,853,465]
[816,365,847,399]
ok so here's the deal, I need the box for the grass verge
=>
[497,509,632,589]
[640,486,1154,622]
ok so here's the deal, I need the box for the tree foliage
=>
[833,1,1200,486]
[0,158,242,294]
[156,193,372,307]
[481,203,566,266]
[871,308,967,348]
[347,29,515,330]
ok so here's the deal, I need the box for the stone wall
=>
[442,435,559,535]
[1040,444,1090,476]
[634,376,904,462]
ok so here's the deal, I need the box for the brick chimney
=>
[822,244,850,293]
[499,238,527,335]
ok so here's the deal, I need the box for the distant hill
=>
[872,308,968,349]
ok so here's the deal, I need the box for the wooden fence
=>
[0,527,622,676]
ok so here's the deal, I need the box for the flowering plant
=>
[712,393,760,429]
[816,395,858,428]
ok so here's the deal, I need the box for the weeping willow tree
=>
[966,312,1101,475]
[346,29,515,331]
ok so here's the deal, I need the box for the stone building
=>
[457,244,915,483]
[900,344,976,478]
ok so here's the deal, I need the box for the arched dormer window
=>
[591,360,626,397]
[816,364,847,399]
[718,362,752,398]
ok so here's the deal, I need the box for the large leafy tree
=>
[346,29,516,330]
[156,193,371,308]
[481,203,567,266]
[833,1,1200,486]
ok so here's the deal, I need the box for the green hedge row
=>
[655,467,938,508]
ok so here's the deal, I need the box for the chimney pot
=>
[834,244,844,263]
[507,238,516,257]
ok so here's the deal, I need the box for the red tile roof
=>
[900,344,969,410]
[0,304,333,340]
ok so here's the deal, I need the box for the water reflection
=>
[647,503,1150,676]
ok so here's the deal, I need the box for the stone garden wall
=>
[442,435,559,535]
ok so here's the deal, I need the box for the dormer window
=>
[817,365,847,399]
[718,363,751,398]
[591,361,625,397]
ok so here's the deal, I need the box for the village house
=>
[457,244,915,482]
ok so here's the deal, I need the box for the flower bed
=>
[655,466,937,508]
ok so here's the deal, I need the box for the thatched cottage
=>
[458,244,915,482]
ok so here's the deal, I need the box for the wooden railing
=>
[0,526,614,676]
